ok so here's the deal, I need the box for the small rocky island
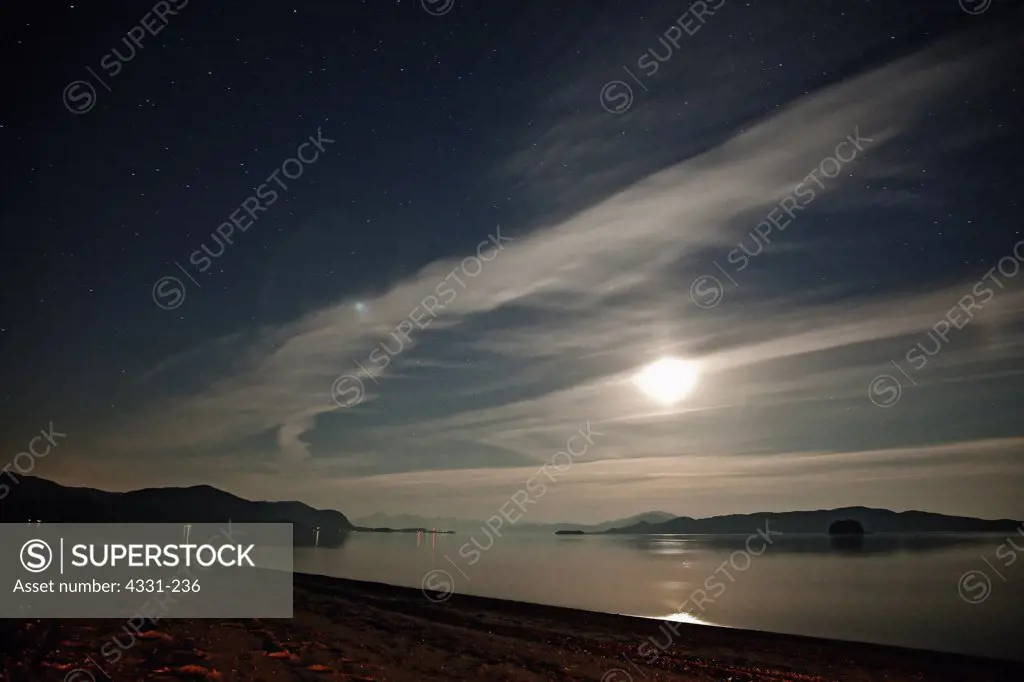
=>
[555,529,585,535]
[828,519,865,535]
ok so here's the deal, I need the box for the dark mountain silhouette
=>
[604,507,1020,535]
[1,476,353,545]
[9,479,1016,542]
[522,510,677,534]
[355,510,678,534]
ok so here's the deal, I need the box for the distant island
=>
[353,510,678,534]
[602,507,1021,535]
[555,529,585,535]
[354,527,454,534]
[828,519,865,535]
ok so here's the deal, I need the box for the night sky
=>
[2,0,1022,522]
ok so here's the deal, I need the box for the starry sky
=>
[2,0,1023,523]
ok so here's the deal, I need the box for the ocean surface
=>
[294,530,1024,662]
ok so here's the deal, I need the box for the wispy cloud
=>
[60,32,1024,521]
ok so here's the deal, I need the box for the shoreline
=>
[2,571,1017,680]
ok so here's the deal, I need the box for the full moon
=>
[631,357,700,406]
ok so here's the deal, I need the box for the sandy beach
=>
[1,572,1016,681]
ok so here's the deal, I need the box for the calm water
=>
[294,531,1024,662]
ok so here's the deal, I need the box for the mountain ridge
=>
[4,477,1019,536]
[603,506,1021,535]
[354,510,679,533]
[1,476,354,545]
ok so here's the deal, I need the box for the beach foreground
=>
[1,572,1016,681]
